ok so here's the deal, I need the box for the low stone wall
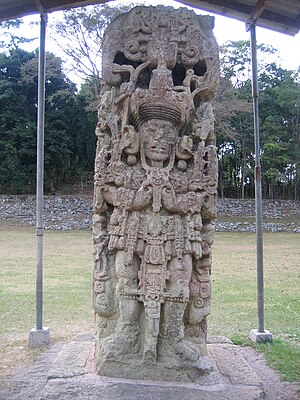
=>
[216,198,300,233]
[0,195,299,232]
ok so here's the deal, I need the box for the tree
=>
[216,41,258,198]
[259,64,300,199]
[50,3,138,97]
[214,76,253,198]
[0,48,37,192]
[220,40,277,86]
[0,47,98,193]
[216,40,299,199]
[0,19,37,51]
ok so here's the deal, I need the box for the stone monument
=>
[92,5,219,382]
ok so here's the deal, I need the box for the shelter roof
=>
[0,0,299,36]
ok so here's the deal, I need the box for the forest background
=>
[0,2,299,200]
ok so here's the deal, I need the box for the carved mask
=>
[140,119,177,163]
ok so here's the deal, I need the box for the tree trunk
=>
[295,162,299,201]
[241,156,246,199]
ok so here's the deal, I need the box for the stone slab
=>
[47,341,94,379]
[96,355,220,384]
[0,343,63,400]
[39,336,265,400]
[208,344,261,386]
[0,335,267,400]
[40,377,264,400]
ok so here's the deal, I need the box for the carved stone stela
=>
[92,6,219,382]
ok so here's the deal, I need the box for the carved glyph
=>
[93,5,219,381]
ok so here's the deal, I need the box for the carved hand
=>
[131,182,153,210]
[101,185,116,205]
[161,185,178,211]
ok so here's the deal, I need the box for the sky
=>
[14,0,300,85]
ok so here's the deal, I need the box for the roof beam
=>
[37,0,112,13]
[34,0,46,14]
[0,0,299,36]
[0,0,112,21]
[0,5,38,21]
[246,0,270,31]
[179,0,300,35]
[181,0,252,15]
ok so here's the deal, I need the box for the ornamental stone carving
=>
[93,5,219,382]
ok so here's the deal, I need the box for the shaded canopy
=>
[0,0,299,36]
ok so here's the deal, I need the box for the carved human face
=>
[141,119,177,163]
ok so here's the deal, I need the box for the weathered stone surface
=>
[92,5,219,380]
[208,344,261,386]
[39,338,264,400]
[40,378,264,400]
[0,343,63,400]
[47,341,94,379]
[3,335,300,400]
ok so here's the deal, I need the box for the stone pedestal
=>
[249,329,273,343]
[29,327,50,346]
[41,336,265,400]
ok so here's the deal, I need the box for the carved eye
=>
[127,42,139,55]
[199,283,210,298]
[194,298,204,308]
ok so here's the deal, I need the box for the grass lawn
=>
[0,225,299,381]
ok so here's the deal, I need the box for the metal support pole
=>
[36,11,47,331]
[29,12,50,346]
[249,23,272,343]
[250,24,265,333]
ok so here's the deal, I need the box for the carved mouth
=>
[150,146,166,153]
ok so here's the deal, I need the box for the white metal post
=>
[29,12,50,346]
[249,23,272,343]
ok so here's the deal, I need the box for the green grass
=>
[257,339,300,382]
[0,225,299,381]
[209,232,300,381]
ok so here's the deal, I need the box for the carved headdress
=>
[131,64,190,128]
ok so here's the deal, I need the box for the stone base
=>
[249,329,273,343]
[96,355,217,384]
[4,333,300,400]
[29,327,50,346]
[39,335,265,400]
[41,378,264,400]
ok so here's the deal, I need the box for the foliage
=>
[260,65,300,199]
[0,48,37,192]
[49,3,138,97]
[0,47,97,193]
[216,40,300,199]
[220,40,278,86]
[214,76,254,198]
[0,19,37,51]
